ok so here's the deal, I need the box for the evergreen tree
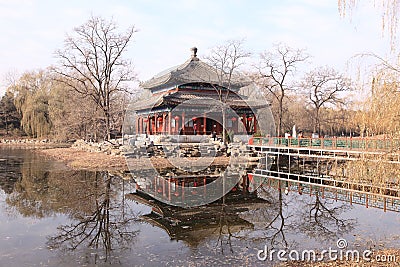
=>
[0,90,21,135]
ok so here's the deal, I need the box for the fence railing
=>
[259,175,400,212]
[249,137,400,151]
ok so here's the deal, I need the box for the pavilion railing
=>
[249,136,400,151]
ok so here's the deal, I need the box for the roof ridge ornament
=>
[190,47,199,61]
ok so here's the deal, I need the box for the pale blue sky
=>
[0,0,392,96]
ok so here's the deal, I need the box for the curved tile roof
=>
[141,48,251,91]
[132,90,269,111]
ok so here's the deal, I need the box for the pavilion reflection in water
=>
[127,153,257,207]
[126,189,268,246]
[126,173,399,246]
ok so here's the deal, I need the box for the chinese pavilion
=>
[132,47,267,136]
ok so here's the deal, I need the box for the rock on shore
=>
[38,139,231,172]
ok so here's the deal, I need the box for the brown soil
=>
[38,147,230,172]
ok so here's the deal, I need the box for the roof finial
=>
[190,47,198,60]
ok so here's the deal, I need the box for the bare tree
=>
[54,16,137,140]
[204,40,250,144]
[255,44,308,136]
[48,78,104,141]
[301,67,352,134]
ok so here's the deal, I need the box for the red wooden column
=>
[168,112,172,135]
[231,117,237,134]
[139,117,143,134]
[253,116,257,133]
[154,114,157,134]
[146,117,150,135]
[135,117,139,134]
[148,117,152,135]
[174,116,179,134]
[162,113,167,134]
[247,117,253,134]
[203,113,206,135]
[162,178,166,197]
[182,180,185,201]
[168,178,171,201]
[181,112,185,134]
[242,114,247,133]
[217,123,222,135]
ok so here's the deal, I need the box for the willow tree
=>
[54,16,136,140]
[339,0,400,135]
[338,0,400,48]
[10,70,52,138]
[356,75,400,136]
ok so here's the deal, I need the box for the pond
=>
[0,148,399,266]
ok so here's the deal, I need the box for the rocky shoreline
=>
[39,147,230,171]
[33,139,231,172]
[0,138,70,149]
[1,138,245,172]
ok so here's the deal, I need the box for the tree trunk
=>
[222,106,226,144]
[105,110,111,141]
[278,114,282,137]
[278,98,284,137]
[314,108,320,134]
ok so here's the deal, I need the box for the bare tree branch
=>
[53,15,137,140]
[254,43,309,136]
[301,66,353,134]
[204,39,250,143]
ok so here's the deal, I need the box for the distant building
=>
[131,47,267,136]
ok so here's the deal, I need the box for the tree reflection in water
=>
[240,180,356,250]
[5,159,140,265]
[47,172,139,264]
[254,184,291,249]
[263,187,289,248]
[296,191,356,242]
[214,196,242,255]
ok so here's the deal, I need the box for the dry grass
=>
[38,147,230,172]
[38,147,127,171]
